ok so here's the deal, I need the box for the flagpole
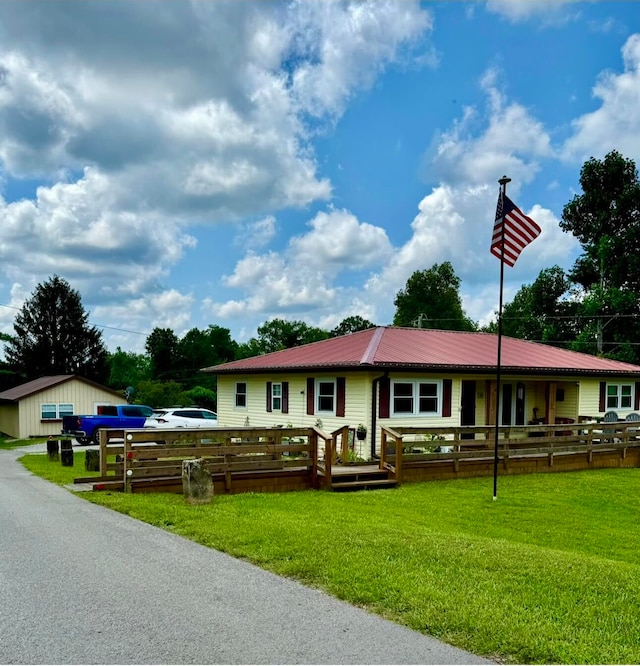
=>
[493,175,511,500]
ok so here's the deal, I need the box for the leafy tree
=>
[244,318,329,355]
[393,261,476,331]
[145,327,180,380]
[500,266,578,346]
[561,150,640,292]
[181,386,217,411]
[134,379,185,409]
[561,150,640,360]
[330,315,376,337]
[5,275,108,382]
[235,337,265,360]
[177,325,237,387]
[106,347,152,390]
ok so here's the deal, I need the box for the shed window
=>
[59,403,74,418]
[41,404,57,420]
[41,403,75,420]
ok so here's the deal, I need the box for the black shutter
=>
[442,379,452,418]
[306,378,315,415]
[599,381,606,412]
[336,377,346,417]
[266,382,272,412]
[379,376,390,418]
[282,382,289,414]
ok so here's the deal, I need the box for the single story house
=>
[0,375,124,440]
[204,326,640,459]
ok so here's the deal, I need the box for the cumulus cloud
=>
[207,207,392,321]
[0,1,432,349]
[563,33,640,162]
[429,68,553,188]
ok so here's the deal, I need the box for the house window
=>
[391,380,441,416]
[235,382,247,408]
[316,380,336,414]
[607,383,634,410]
[41,403,74,420]
[271,383,282,411]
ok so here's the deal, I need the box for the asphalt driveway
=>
[0,446,493,665]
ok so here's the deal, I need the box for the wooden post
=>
[47,437,59,461]
[60,439,73,467]
[85,449,100,472]
[324,435,333,489]
[395,433,403,483]
[182,458,213,504]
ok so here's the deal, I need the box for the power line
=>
[0,302,150,337]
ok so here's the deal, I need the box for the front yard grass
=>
[19,451,640,665]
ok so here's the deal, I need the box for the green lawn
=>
[19,451,640,664]
[0,437,48,450]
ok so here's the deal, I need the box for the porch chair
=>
[625,412,640,440]
[601,410,619,443]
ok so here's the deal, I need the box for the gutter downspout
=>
[370,371,389,459]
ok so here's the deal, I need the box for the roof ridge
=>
[360,327,386,365]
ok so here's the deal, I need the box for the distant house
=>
[0,375,124,440]
[204,326,640,459]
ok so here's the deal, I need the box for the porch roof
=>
[204,327,640,377]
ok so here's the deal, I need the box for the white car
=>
[144,407,218,429]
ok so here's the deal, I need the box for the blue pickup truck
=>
[61,404,154,445]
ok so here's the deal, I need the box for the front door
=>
[461,380,476,439]
[501,382,526,425]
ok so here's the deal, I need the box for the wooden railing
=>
[91,426,331,493]
[379,421,640,482]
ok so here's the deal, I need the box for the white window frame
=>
[391,379,442,417]
[316,379,336,415]
[607,383,634,410]
[41,403,75,420]
[235,382,247,409]
[271,382,282,411]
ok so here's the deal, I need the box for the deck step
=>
[331,478,397,492]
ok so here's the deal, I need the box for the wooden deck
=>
[71,421,640,496]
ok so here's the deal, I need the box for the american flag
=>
[490,192,541,267]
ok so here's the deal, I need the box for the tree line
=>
[1,150,639,408]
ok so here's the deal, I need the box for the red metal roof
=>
[205,327,640,376]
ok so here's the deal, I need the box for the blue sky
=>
[0,1,639,353]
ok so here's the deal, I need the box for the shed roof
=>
[0,375,123,402]
[205,327,640,377]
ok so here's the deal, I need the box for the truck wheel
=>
[92,430,102,445]
[76,437,91,446]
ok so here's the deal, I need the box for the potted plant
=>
[356,423,367,440]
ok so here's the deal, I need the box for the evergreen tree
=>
[5,275,108,382]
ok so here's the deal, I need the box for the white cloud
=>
[429,67,553,188]
[485,0,578,24]
[563,33,640,163]
[0,1,432,348]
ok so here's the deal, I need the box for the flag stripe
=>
[490,192,541,267]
